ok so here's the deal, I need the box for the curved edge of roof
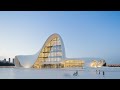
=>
[33,33,66,64]
[14,33,66,68]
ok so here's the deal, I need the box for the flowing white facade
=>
[14,52,39,68]
[15,33,66,68]
[14,33,106,68]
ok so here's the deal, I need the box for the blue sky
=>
[0,11,120,64]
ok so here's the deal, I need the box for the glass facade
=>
[33,37,63,68]
[62,60,84,68]
[15,33,105,69]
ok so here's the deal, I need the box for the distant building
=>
[13,58,15,64]
[9,58,11,63]
[3,58,6,63]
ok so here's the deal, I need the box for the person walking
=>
[103,71,105,77]
[73,70,78,76]
[99,70,100,75]
[96,70,98,74]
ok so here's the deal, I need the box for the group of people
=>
[73,70,78,76]
[96,70,105,76]
[73,69,105,77]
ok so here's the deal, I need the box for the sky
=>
[0,11,120,64]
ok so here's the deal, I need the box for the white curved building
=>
[15,33,66,68]
[14,51,40,68]
[14,33,106,68]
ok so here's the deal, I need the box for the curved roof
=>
[14,50,40,68]
[33,33,66,67]
[14,33,66,68]
[36,33,66,60]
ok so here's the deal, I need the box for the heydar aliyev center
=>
[14,33,106,69]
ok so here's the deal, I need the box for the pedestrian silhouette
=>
[99,70,100,75]
[96,70,98,74]
[96,70,98,73]
[103,71,105,77]
[76,70,78,75]
[73,70,78,76]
